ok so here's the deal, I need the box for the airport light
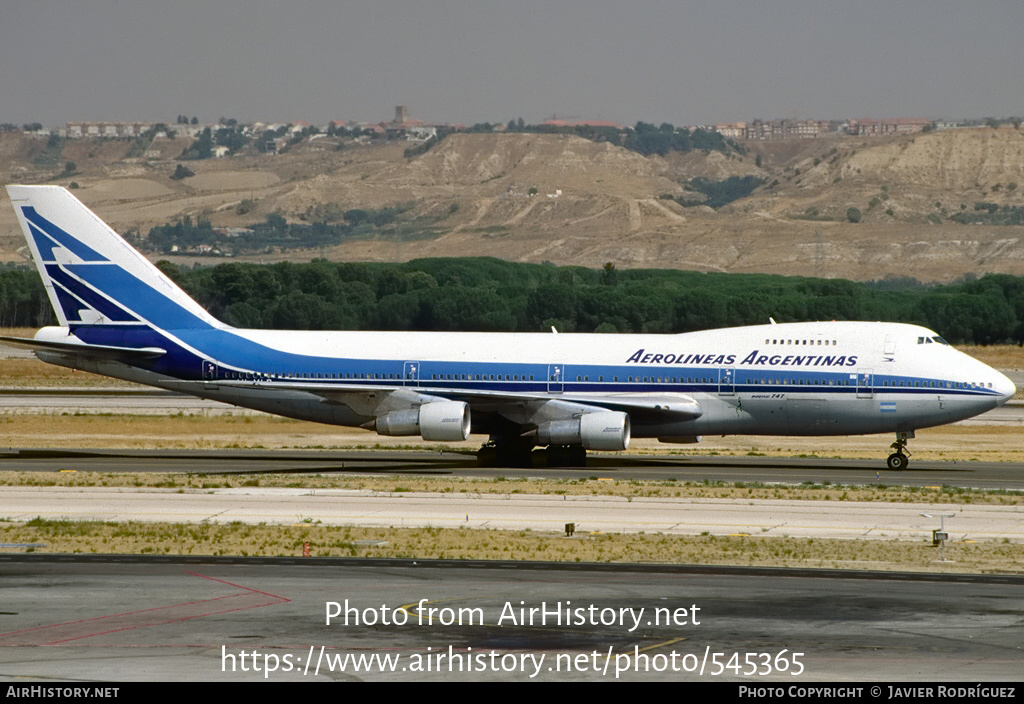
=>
[920,513,955,562]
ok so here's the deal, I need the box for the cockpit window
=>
[932,336,949,345]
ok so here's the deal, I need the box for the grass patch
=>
[3,518,1021,574]
[0,472,1015,505]
[2,470,1022,505]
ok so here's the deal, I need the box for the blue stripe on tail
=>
[23,207,106,262]
[46,265,139,322]
[65,264,211,331]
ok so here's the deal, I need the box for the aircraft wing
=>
[0,335,166,361]
[168,378,703,421]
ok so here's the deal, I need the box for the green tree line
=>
[4,259,1024,345]
[159,260,1023,344]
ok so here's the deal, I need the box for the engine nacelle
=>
[374,401,471,442]
[537,411,630,451]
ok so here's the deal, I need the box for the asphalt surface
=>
[2,447,1023,490]
[1,556,1021,682]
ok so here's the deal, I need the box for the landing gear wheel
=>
[476,445,498,468]
[886,431,914,471]
[886,452,909,471]
[545,445,588,468]
[477,440,535,468]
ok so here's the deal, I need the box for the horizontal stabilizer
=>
[0,335,165,361]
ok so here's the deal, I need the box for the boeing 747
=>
[3,185,1015,469]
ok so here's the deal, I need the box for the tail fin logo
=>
[19,206,138,325]
[22,206,107,264]
[9,185,222,332]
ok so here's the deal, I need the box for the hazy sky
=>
[2,0,1022,127]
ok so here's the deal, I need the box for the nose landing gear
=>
[886,430,914,471]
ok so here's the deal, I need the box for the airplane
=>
[2,184,1016,470]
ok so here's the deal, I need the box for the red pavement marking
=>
[0,571,290,646]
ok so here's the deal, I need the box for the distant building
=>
[881,118,932,134]
[386,105,430,140]
[847,119,880,136]
[713,122,746,139]
[539,118,625,129]
[215,228,254,238]
[744,119,819,140]
[848,118,931,136]
[63,121,154,139]
[405,125,437,141]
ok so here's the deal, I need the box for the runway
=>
[2,447,1024,490]
[1,556,1021,682]
[3,484,1023,542]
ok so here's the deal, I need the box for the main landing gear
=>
[477,440,588,468]
[886,430,914,471]
[477,438,534,468]
[544,444,588,468]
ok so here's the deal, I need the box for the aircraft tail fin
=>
[6,185,221,331]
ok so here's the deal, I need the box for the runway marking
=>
[0,572,289,646]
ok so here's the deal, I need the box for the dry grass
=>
[957,344,1024,371]
[2,518,1020,575]
[1,470,1021,572]
[0,412,337,449]
[0,358,139,387]
[1,470,1021,506]
[0,333,137,387]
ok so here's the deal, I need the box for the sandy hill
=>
[2,127,1024,282]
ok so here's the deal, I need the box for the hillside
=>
[2,127,1024,282]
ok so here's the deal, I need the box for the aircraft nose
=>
[993,370,1017,404]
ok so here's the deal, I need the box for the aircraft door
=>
[203,360,218,381]
[719,368,735,396]
[403,361,421,387]
[884,335,896,358]
[547,364,564,393]
[857,369,873,399]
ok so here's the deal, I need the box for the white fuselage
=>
[52,320,1014,440]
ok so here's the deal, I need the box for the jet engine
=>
[373,401,471,441]
[536,411,630,451]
